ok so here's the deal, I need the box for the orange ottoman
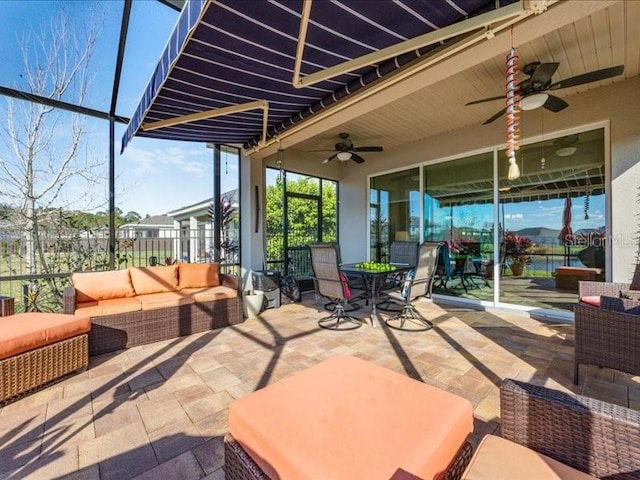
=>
[0,312,90,403]
[226,355,474,480]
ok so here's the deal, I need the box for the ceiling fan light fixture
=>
[555,146,577,157]
[521,93,549,111]
[336,151,352,161]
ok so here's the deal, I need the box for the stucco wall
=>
[339,76,640,282]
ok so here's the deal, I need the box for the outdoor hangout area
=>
[1,290,640,479]
[1,0,640,479]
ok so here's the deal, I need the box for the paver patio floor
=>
[1,294,638,479]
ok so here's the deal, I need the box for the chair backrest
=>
[461,241,481,258]
[631,263,640,290]
[406,242,441,299]
[389,241,419,266]
[308,244,345,300]
[436,242,452,280]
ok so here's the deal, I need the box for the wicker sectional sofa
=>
[63,263,243,356]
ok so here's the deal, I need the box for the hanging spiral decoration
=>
[584,176,591,220]
[505,47,521,180]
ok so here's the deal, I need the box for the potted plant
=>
[503,231,534,276]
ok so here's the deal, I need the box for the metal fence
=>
[265,230,330,280]
[0,228,239,313]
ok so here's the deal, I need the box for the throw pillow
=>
[402,269,416,299]
[339,273,352,300]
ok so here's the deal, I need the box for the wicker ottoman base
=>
[1,334,88,404]
[224,433,474,480]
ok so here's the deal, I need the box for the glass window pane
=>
[424,153,494,298]
[265,168,285,272]
[264,168,338,284]
[370,168,420,262]
[321,179,338,243]
[285,172,320,195]
[498,128,605,311]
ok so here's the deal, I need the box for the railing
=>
[265,232,327,280]
[0,228,239,313]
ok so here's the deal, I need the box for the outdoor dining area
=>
[2,0,640,478]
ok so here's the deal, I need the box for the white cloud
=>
[122,144,211,177]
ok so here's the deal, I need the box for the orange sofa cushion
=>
[181,286,237,302]
[462,435,598,480]
[71,269,135,303]
[75,298,142,317]
[129,265,179,295]
[136,292,194,311]
[178,263,220,289]
[229,355,473,480]
[0,313,90,360]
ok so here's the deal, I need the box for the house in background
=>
[167,189,239,263]
[118,215,174,239]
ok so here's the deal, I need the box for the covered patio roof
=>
[122,0,543,152]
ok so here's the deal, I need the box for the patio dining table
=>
[339,262,413,327]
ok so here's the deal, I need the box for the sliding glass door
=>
[368,126,606,312]
[423,152,494,299]
[497,128,605,309]
[369,168,420,262]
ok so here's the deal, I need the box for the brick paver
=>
[0,293,636,479]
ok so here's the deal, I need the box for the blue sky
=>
[0,0,236,217]
[418,193,603,234]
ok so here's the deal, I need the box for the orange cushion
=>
[71,269,135,303]
[579,296,600,307]
[178,263,220,289]
[0,313,90,360]
[181,286,237,302]
[136,292,194,311]
[229,355,473,480]
[462,435,598,480]
[75,298,142,317]
[129,265,179,295]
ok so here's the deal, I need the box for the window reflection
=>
[367,127,606,312]
[498,128,605,309]
[369,168,420,262]
[423,153,494,297]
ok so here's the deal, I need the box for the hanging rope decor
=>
[505,46,521,180]
[277,147,284,182]
[584,176,591,220]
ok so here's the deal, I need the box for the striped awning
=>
[122,0,524,153]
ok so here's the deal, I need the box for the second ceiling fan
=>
[466,61,624,124]
[321,133,383,164]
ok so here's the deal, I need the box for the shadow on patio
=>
[0,294,636,479]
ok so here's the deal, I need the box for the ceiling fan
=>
[321,133,383,164]
[553,134,581,157]
[466,62,625,125]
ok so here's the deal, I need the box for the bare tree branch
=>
[0,8,105,278]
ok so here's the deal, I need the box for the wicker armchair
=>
[574,299,640,384]
[578,263,640,302]
[499,378,640,479]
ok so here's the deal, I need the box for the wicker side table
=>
[0,297,14,317]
